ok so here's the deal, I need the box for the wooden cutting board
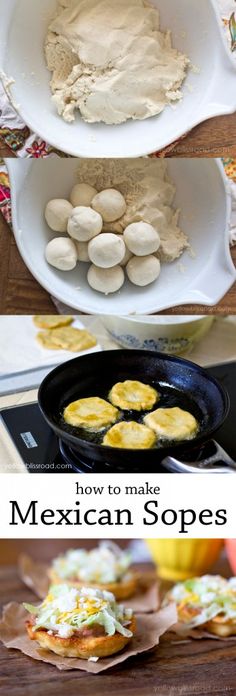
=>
[1,562,236,696]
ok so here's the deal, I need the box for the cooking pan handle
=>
[162,442,236,474]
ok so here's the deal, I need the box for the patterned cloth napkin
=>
[0,0,235,158]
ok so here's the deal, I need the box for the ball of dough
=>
[70,183,98,208]
[120,238,133,266]
[75,241,90,262]
[88,233,126,268]
[67,207,103,242]
[124,222,160,256]
[45,199,73,233]
[126,255,161,287]
[88,265,125,295]
[92,189,126,222]
[45,237,77,271]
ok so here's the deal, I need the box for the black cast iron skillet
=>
[38,350,230,471]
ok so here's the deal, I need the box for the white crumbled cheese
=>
[57,624,75,638]
[52,541,133,584]
[24,583,134,644]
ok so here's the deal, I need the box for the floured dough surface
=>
[75,159,189,262]
[37,327,97,352]
[45,0,189,125]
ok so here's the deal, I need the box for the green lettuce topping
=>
[24,584,133,639]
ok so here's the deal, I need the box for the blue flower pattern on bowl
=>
[110,331,190,353]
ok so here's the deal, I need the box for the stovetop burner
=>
[1,362,235,472]
[59,440,139,473]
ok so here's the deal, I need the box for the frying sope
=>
[48,542,138,600]
[103,421,156,449]
[109,380,158,411]
[144,406,198,441]
[163,576,236,637]
[63,397,119,430]
[24,585,135,659]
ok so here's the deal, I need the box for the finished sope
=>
[24,584,135,659]
[163,576,236,637]
[48,542,138,599]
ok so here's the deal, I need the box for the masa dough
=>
[63,397,119,429]
[37,327,97,352]
[75,159,189,262]
[33,315,73,329]
[103,421,156,449]
[45,0,189,124]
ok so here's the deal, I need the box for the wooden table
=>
[0,207,235,315]
[1,113,236,159]
[1,554,236,696]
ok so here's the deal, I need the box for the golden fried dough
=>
[64,397,119,430]
[33,315,73,329]
[144,406,198,441]
[205,620,236,637]
[48,569,138,600]
[37,327,97,352]
[26,617,136,659]
[103,421,156,449]
[109,380,158,411]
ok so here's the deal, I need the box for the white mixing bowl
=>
[6,158,235,315]
[1,0,236,157]
[101,315,215,354]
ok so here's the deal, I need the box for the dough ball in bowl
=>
[120,238,133,266]
[88,233,126,268]
[88,265,125,294]
[67,206,103,242]
[75,241,90,262]
[92,189,127,222]
[45,199,73,233]
[70,183,98,208]
[45,237,78,271]
[124,222,160,256]
[127,255,161,287]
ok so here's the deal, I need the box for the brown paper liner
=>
[165,622,236,642]
[18,555,160,613]
[0,603,177,673]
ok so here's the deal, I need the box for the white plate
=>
[6,158,236,315]
[0,0,236,157]
[0,316,101,376]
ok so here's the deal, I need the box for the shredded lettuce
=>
[23,584,133,639]
[52,541,132,584]
[163,575,236,629]
[23,603,40,615]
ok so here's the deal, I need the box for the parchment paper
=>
[18,554,160,613]
[0,603,177,674]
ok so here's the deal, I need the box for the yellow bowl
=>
[146,539,223,581]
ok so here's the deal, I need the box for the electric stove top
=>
[1,362,235,473]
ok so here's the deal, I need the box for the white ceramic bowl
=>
[1,0,236,157]
[6,157,235,315]
[101,315,214,354]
